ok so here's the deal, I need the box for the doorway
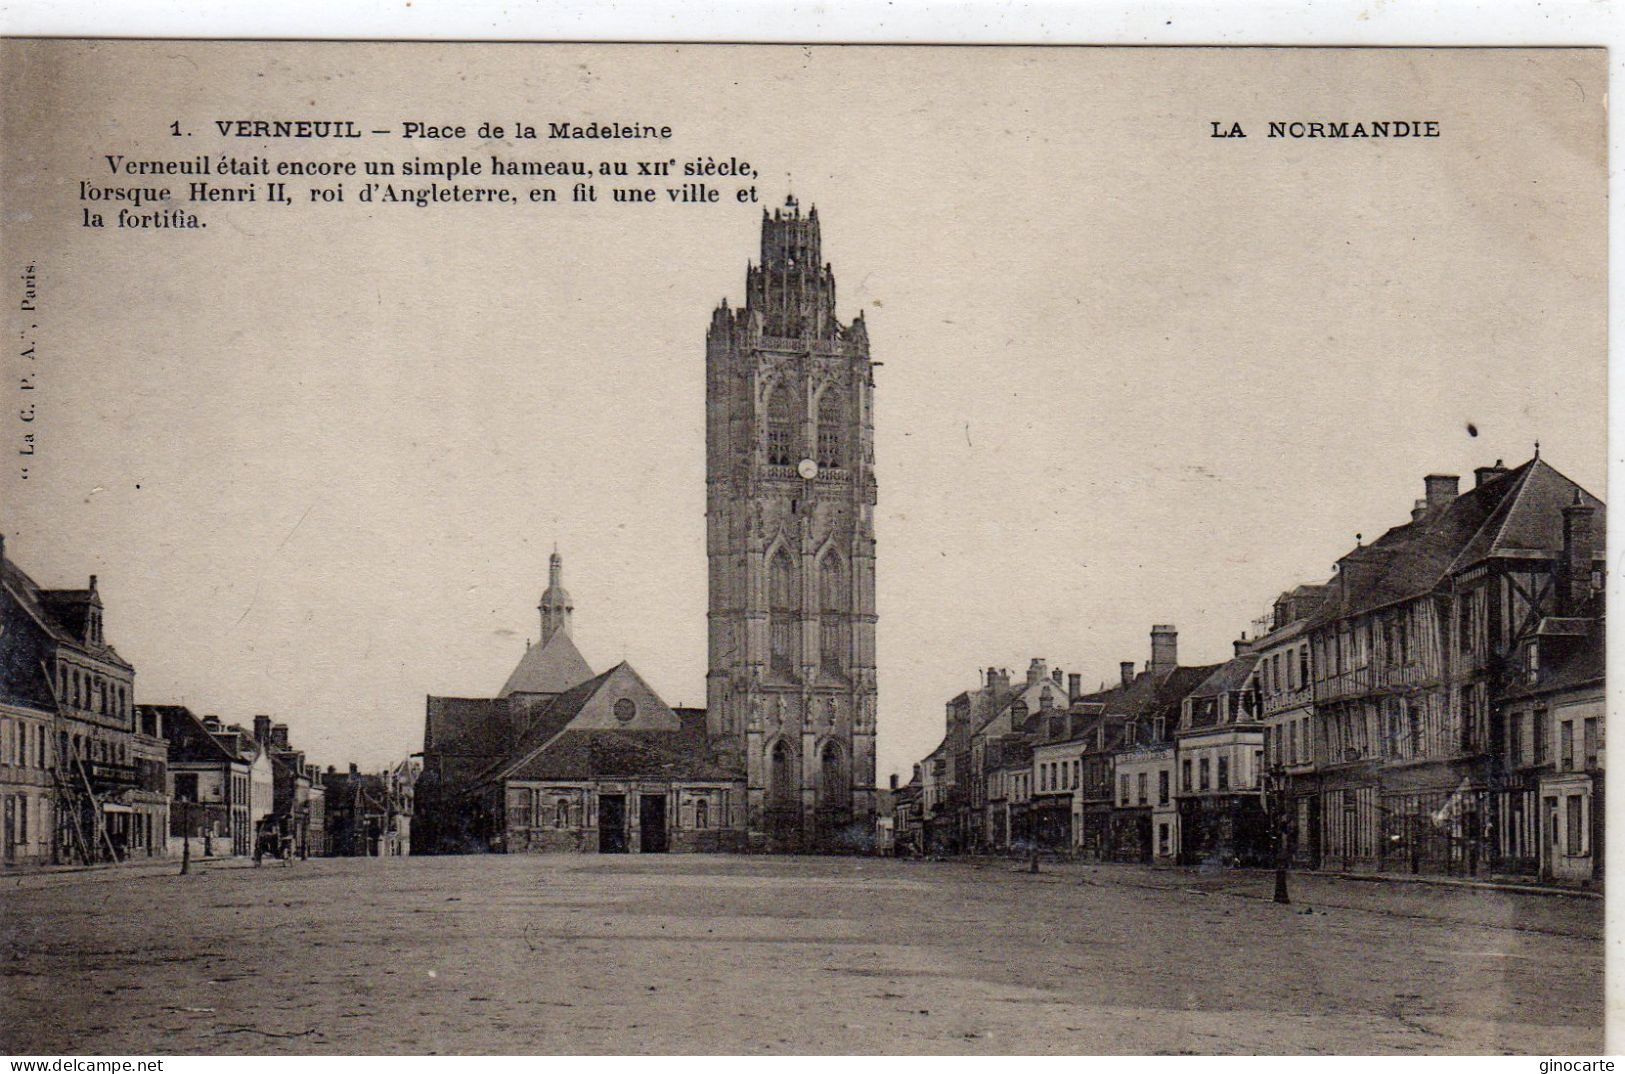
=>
[639,794,668,853]
[599,794,627,853]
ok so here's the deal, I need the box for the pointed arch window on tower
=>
[820,740,846,808]
[770,739,795,807]
[816,389,845,470]
[765,384,793,467]
[769,548,800,678]
[818,550,848,674]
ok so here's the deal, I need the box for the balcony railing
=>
[1315,661,1433,702]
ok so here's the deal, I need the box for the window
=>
[1584,718,1599,769]
[1217,757,1229,790]
[1461,689,1478,752]
[1567,795,1585,856]
[1199,758,1211,791]
[1136,772,1147,805]
[1533,709,1549,765]
[174,773,199,802]
[613,698,637,723]
[820,742,844,805]
[769,548,799,677]
[695,799,709,830]
[1158,770,1169,805]
[816,389,845,470]
[770,741,794,806]
[1071,760,1079,788]
[765,384,793,466]
[1510,711,1525,767]
[818,551,848,673]
[1119,774,1130,805]
[1560,721,1574,772]
[1299,646,1310,688]
[1272,655,1282,693]
[1182,759,1192,792]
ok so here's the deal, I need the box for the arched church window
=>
[818,550,848,673]
[816,389,845,470]
[820,741,845,806]
[769,548,799,677]
[765,384,793,467]
[770,740,795,806]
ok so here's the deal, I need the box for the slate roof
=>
[1501,618,1605,701]
[1310,458,1604,626]
[1181,654,1263,731]
[144,703,242,765]
[502,727,739,782]
[497,629,594,698]
[1,554,133,670]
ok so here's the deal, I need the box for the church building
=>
[418,200,879,854]
[416,551,746,854]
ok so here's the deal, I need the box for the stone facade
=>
[705,199,878,851]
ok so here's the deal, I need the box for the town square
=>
[0,853,1603,1055]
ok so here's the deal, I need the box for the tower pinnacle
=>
[539,549,574,643]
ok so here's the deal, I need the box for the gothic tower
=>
[705,198,878,851]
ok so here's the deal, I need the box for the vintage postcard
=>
[0,41,1608,1056]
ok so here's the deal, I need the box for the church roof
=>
[475,662,739,788]
[497,629,594,698]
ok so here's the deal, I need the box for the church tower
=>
[705,198,878,851]
[538,548,573,643]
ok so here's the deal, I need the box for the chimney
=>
[1026,658,1047,687]
[1561,492,1596,615]
[1051,667,1063,687]
[1068,672,1082,702]
[202,714,221,732]
[253,715,272,745]
[1234,632,1251,657]
[1149,625,1178,677]
[1119,661,1135,687]
[1424,474,1459,509]
[1411,498,1430,522]
[986,666,998,689]
[349,762,359,777]
[889,772,899,791]
[1475,459,1509,488]
[271,723,290,750]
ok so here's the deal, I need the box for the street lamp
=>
[1265,764,1290,904]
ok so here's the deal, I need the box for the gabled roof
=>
[503,727,739,782]
[145,703,242,766]
[497,629,594,698]
[1,554,132,670]
[1310,458,1604,626]
[1187,653,1262,699]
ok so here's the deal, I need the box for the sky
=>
[1,43,1607,783]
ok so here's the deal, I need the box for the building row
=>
[0,536,415,866]
[894,456,1605,886]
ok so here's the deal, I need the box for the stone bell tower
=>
[705,198,878,851]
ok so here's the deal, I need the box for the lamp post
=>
[1266,765,1290,904]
